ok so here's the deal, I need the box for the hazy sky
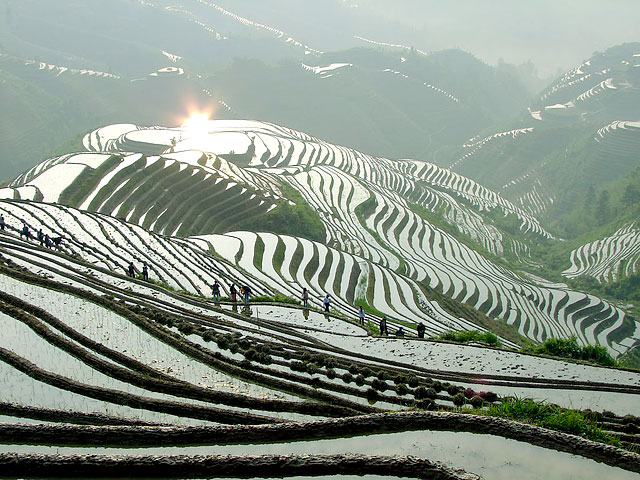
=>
[349,0,640,76]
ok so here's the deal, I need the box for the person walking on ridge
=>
[212,280,221,303]
[302,287,309,308]
[0,214,5,231]
[323,293,331,313]
[358,305,365,325]
[128,261,136,278]
[20,223,30,240]
[229,283,237,302]
[142,263,149,281]
[395,326,405,337]
[417,322,426,338]
[379,316,388,336]
[44,233,52,249]
[37,229,44,246]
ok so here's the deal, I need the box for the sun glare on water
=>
[181,112,211,137]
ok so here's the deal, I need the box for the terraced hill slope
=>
[1,119,638,357]
[440,43,640,227]
[0,231,638,479]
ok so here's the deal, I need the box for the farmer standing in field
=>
[229,283,237,302]
[358,305,365,325]
[128,261,136,278]
[302,287,309,308]
[212,280,221,303]
[21,223,30,240]
[242,285,252,304]
[142,263,149,281]
[379,316,389,336]
[0,214,5,231]
[323,293,331,313]
[417,322,426,338]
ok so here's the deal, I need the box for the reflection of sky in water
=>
[1,431,635,480]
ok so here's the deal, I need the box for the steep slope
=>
[2,120,638,355]
[440,43,640,218]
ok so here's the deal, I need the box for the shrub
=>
[447,385,461,396]
[306,363,318,375]
[349,364,361,375]
[396,383,408,395]
[361,367,374,378]
[257,352,272,364]
[470,396,484,408]
[203,330,216,341]
[326,368,336,379]
[290,361,306,372]
[464,388,476,399]
[432,381,443,393]
[478,391,499,403]
[355,374,366,386]
[216,336,229,349]
[376,370,387,381]
[365,388,379,402]
[243,348,258,361]
[371,378,387,391]
[522,335,616,367]
[453,393,466,406]
[415,399,434,410]
[414,386,427,399]
[324,358,338,369]
[434,329,502,347]
[342,372,353,384]
[407,375,419,388]
[394,374,408,385]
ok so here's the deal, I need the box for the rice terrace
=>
[0,1,639,479]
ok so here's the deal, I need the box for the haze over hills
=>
[1,1,640,476]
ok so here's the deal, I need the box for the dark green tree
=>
[595,190,610,226]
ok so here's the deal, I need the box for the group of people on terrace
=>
[1,215,64,251]
[212,280,252,305]
[127,261,149,281]
[301,287,428,338]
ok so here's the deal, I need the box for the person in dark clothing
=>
[52,236,63,250]
[212,280,221,303]
[128,261,135,278]
[37,229,44,246]
[379,317,388,336]
[142,263,149,281]
[21,224,30,240]
[417,322,426,338]
[242,285,252,304]
[44,234,52,249]
[395,327,405,337]
[0,214,5,231]
[302,288,309,308]
[358,306,365,325]
[229,283,237,302]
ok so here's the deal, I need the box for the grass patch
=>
[251,292,301,305]
[617,345,640,370]
[433,329,501,347]
[522,335,616,367]
[236,182,325,242]
[464,397,619,446]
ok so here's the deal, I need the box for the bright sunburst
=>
[181,112,211,137]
